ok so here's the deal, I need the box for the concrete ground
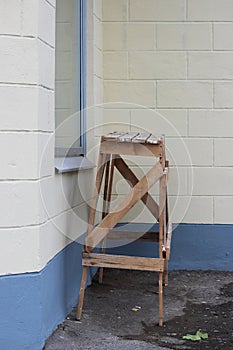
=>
[44,269,233,350]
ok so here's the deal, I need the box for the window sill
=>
[55,156,95,174]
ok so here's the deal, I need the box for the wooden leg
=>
[159,271,163,326]
[76,266,88,320]
[164,259,168,286]
[99,157,115,284]
[86,152,107,237]
[158,175,165,326]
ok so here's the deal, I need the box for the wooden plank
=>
[82,253,164,272]
[118,132,139,142]
[87,152,106,235]
[147,135,163,144]
[107,229,159,242]
[104,132,127,140]
[85,162,164,252]
[114,156,159,220]
[100,140,163,157]
[132,133,151,143]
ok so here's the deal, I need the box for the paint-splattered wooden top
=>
[103,132,164,144]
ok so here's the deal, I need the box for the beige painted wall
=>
[0,0,103,275]
[102,0,233,225]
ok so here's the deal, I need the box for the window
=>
[55,0,85,157]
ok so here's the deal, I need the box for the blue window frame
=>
[55,0,86,157]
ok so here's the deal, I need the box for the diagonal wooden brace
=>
[85,161,164,252]
[114,155,160,220]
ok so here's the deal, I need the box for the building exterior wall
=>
[0,0,55,275]
[0,1,232,349]
[0,0,102,275]
[102,0,233,226]
[0,1,103,349]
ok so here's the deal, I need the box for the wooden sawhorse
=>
[76,132,172,326]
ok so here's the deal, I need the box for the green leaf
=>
[196,330,208,339]
[182,333,201,341]
[182,330,208,341]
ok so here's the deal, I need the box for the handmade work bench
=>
[76,132,172,326]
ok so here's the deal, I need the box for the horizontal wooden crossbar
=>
[100,140,163,157]
[82,253,164,272]
[107,229,159,242]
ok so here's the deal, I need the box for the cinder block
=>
[0,0,21,35]
[94,15,102,50]
[129,52,187,79]
[103,23,127,50]
[157,81,213,108]
[188,52,233,79]
[95,109,130,136]
[131,109,188,136]
[214,82,233,108]
[104,52,128,79]
[214,197,233,224]
[128,23,155,50]
[103,0,128,21]
[188,0,233,21]
[46,0,55,7]
[167,167,189,196]
[104,81,156,108]
[38,87,54,131]
[166,138,213,166]
[38,0,55,46]
[130,0,186,21]
[21,0,38,37]
[22,0,55,46]
[0,132,53,179]
[94,76,103,105]
[93,0,102,20]
[169,196,213,224]
[214,139,233,166]
[0,37,54,88]
[39,171,93,221]
[0,226,40,275]
[214,23,233,50]
[38,39,55,89]
[0,86,54,131]
[104,23,156,51]
[157,23,212,50]
[94,47,103,78]
[0,37,37,84]
[189,110,233,137]
[192,168,233,195]
[0,181,41,226]
[39,205,89,269]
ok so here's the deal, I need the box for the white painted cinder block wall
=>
[102,0,233,225]
[0,0,103,275]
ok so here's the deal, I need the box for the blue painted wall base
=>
[0,242,97,350]
[0,223,232,349]
[107,223,233,271]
